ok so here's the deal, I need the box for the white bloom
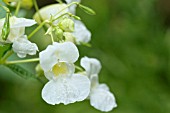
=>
[81,57,117,112]
[65,0,81,14]
[0,16,36,43]
[12,35,38,58]
[73,20,91,44]
[33,4,69,24]
[39,42,90,105]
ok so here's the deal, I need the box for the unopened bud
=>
[59,18,74,32]
[63,32,75,43]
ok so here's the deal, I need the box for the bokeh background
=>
[1,0,170,113]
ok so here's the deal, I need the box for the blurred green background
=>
[1,0,170,113]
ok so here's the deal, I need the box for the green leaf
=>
[0,44,11,59]
[6,64,36,79]
[78,4,96,15]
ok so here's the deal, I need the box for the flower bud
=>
[55,27,63,41]
[35,63,44,77]
[59,18,74,32]
[63,32,75,43]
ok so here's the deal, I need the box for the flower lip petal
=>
[90,84,117,112]
[41,73,90,105]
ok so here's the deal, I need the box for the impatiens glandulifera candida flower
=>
[39,42,90,105]
[12,35,39,58]
[81,57,117,112]
[0,16,36,43]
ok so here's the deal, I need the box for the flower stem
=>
[28,21,47,39]
[5,58,39,64]
[50,33,54,43]
[1,50,13,62]
[15,1,21,16]
[54,2,79,17]
[33,0,44,23]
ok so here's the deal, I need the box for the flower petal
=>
[41,74,90,105]
[90,84,117,112]
[10,16,36,28]
[81,56,101,76]
[39,44,58,72]
[90,74,99,88]
[12,35,38,58]
[39,42,79,72]
[33,4,69,24]
[73,20,91,44]
[53,42,79,63]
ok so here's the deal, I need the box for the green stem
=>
[50,33,54,43]
[52,12,72,22]
[32,0,43,22]
[0,4,10,13]
[6,58,39,64]
[1,50,13,62]
[56,0,63,4]
[54,2,79,17]
[28,21,47,39]
[15,1,21,16]
[75,65,84,71]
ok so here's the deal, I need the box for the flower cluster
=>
[0,16,38,58]
[0,0,117,112]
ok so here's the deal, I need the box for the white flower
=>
[33,4,69,24]
[81,57,117,112]
[39,42,90,105]
[65,0,81,14]
[0,16,36,43]
[12,35,39,58]
[73,20,91,44]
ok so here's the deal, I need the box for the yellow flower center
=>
[52,62,68,76]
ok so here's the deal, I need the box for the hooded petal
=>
[53,42,79,63]
[90,84,117,112]
[39,42,79,72]
[81,57,101,76]
[41,74,90,105]
[73,20,91,44]
[33,4,69,24]
[12,35,38,58]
